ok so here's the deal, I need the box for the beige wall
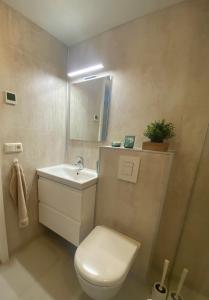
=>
[172,127,209,297]
[67,0,209,271]
[0,1,68,253]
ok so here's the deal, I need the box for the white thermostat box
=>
[5,91,17,105]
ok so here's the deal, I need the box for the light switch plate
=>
[4,143,23,153]
[118,155,140,183]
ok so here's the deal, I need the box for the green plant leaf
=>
[144,119,175,142]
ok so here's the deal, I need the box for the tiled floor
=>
[0,233,151,300]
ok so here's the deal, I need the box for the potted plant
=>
[142,119,175,151]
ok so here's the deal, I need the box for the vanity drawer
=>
[39,203,81,246]
[38,177,82,221]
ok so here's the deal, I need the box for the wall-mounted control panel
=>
[4,143,23,153]
[4,91,17,105]
[118,155,140,183]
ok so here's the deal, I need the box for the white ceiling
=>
[3,0,184,47]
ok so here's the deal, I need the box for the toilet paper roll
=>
[152,282,167,300]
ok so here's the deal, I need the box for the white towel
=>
[9,160,29,228]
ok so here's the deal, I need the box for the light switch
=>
[4,143,23,153]
[118,156,140,183]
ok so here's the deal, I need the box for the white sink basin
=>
[37,164,98,190]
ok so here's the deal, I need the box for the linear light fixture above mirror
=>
[68,63,104,78]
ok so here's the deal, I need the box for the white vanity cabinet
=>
[38,177,96,246]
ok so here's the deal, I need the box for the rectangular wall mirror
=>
[70,75,112,142]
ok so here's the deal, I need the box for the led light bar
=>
[68,63,104,78]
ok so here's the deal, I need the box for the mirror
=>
[70,75,112,142]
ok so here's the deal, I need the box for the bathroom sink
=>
[37,164,98,190]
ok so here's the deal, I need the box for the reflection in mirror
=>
[70,76,112,142]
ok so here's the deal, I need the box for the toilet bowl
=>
[74,226,140,300]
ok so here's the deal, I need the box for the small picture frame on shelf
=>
[124,136,135,148]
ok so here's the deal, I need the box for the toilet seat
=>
[74,226,140,288]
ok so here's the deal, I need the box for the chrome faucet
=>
[75,156,84,172]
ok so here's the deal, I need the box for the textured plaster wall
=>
[0,1,68,253]
[172,127,209,296]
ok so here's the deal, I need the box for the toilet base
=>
[76,271,123,300]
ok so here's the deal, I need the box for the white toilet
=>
[74,226,140,300]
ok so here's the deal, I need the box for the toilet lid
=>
[75,226,140,287]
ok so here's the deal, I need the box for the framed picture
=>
[124,136,135,148]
